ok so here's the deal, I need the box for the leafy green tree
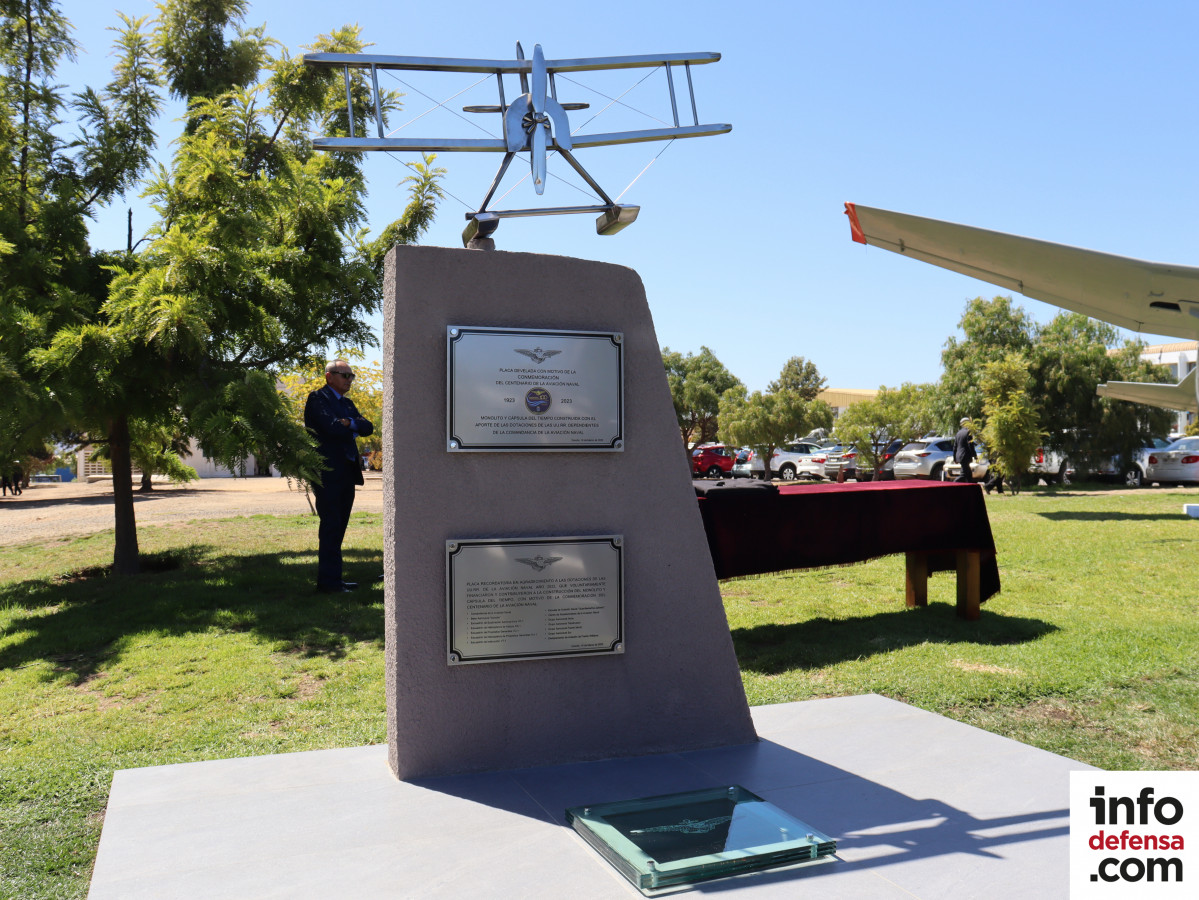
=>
[719,360,834,476]
[1029,314,1173,473]
[767,356,826,401]
[834,383,937,477]
[938,296,1174,474]
[662,346,743,445]
[0,1,161,472]
[936,296,1035,430]
[980,354,1044,494]
[17,1,444,573]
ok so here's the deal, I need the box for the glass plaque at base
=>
[566,785,837,895]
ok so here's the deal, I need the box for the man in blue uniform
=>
[305,359,374,592]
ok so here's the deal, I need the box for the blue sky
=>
[59,0,1199,391]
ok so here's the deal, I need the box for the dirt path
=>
[0,477,384,547]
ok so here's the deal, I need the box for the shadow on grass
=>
[733,607,1057,675]
[0,546,384,682]
[1036,510,1187,521]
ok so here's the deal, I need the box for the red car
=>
[691,444,736,478]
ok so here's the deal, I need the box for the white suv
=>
[892,437,955,480]
[770,441,827,481]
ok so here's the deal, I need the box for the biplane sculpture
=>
[302,44,729,246]
[844,203,1199,414]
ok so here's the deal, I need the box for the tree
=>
[834,382,937,477]
[719,360,834,477]
[1029,314,1173,472]
[979,354,1044,494]
[0,1,161,476]
[662,346,743,445]
[768,356,826,400]
[16,1,445,574]
[936,296,1034,430]
[937,296,1174,474]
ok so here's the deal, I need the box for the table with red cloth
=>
[696,479,1000,619]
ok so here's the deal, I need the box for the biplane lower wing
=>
[1098,369,1198,413]
[844,202,1199,413]
[312,123,731,154]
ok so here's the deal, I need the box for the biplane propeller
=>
[302,44,729,246]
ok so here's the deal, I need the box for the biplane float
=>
[844,203,1199,415]
[303,44,729,246]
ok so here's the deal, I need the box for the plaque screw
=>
[613,333,623,343]
[449,328,459,337]
[614,440,624,450]
[449,440,459,450]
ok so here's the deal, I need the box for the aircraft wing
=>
[844,203,1199,341]
[302,51,721,75]
[1097,368,1197,413]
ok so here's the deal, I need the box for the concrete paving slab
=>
[89,695,1094,899]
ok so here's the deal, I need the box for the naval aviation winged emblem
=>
[515,347,562,364]
[515,555,562,572]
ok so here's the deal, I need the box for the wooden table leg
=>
[956,550,981,620]
[905,552,928,608]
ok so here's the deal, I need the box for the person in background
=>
[953,417,978,483]
[304,360,374,593]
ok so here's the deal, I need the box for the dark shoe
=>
[374,574,385,582]
[341,581,359,590]
[317,583,353,593]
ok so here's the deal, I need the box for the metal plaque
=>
[446,536,624,665]
[447,326,623,451]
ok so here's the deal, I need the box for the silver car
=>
[891,437,955,481]
[770,442,826,481]
[1144,436,1199,485]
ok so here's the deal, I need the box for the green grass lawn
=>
[1,487,1196,898]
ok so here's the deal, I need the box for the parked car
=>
[891,437,955,480]
[691,444,736,478]
[852,439,905,482]
[770,442,826,481]
[943,442,990,481]
[1088,438,1172,486]
[822,446,856,480]
[1028,446,1071,484]
[730,447,758,479]
[1144,436,1199,485]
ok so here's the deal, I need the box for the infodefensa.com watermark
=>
[1071,771,1198,898]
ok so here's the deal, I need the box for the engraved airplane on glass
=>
[630,816,734,835]
[303,43,728,246]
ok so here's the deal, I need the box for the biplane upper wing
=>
[302,51,723,74]
[844,203,1199,341]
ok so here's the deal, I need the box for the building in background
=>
[818,388,878,420]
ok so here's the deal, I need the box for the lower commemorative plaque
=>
[446,536,624,665]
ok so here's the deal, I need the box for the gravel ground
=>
[0,476,384,548]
